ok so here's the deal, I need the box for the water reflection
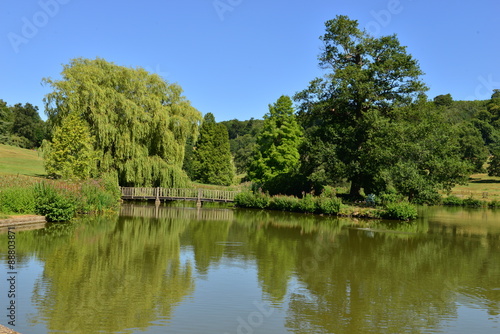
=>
[4,204,500,333]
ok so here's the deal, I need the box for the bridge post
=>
[155,187,160,205]
[197,188,202,208]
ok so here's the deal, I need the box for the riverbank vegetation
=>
[234,188,418,221]
[0,174,120,222]
[3,15,500,221]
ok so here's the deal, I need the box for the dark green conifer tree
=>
[192,113,235,186]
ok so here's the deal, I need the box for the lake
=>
[1,203,499,333]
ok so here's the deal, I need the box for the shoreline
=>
[0,215,46,232]
[0,324,21,334]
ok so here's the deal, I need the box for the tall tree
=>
[191,113,235,186]
[221,118,264,174]
[247,95,303,194]
[43,57,202,187]
[0,99,13,142]
[295,15,429,197]
[43,113,97,179]
[10,103,46,148]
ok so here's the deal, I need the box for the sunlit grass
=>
[0,144,46,177]
[447,173,500,202]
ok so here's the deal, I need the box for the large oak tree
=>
[295,16,470,200]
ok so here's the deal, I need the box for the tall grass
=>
[0,174,120,222]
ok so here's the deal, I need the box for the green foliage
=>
[442,195,463,206]
[295,15,429,198]
[234,190,270,209]
[235,189,343,215]
[9,103,46,148]
[488,199,500,208]
[298,194,317,213]
[381,202,418,221]
[0,187,36,214]
[0,99,14,141]
[0,173,120,220]
[43,57,201,187]
[43,113,97,180]
[433,94,453,107]
[34,182,77,222]
[248,96,303,194]
[488,149,500,177]
[269,195,300,212]
[320,185,337,199]
[316,196,342,214]
[376,192,403,206]
[220,118,264,174]
[191,113,235,186]
[79,178,120,213]
[456,122,489,172]
[0,101,47,148]
[462,197,483,208]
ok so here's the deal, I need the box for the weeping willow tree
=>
[43,57,202,187]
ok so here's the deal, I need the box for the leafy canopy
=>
[43,113,97,180]
[295,15,469,200]
[43,58,202,187]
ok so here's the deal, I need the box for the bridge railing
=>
[120,187,239,202]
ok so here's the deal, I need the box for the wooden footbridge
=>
[120,187,239,205]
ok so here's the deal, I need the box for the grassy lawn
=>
[0,144,46,177]
[447,173,500,202]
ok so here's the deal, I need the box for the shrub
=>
[381,202,418,221]
[412,190,442,205]
[270,195,300,211]
[34,183,77,222]
[365,194,376,207]
[320,186,337,198]
[488,200,500,208]
[0,187,36,214]
[235,191,270,209]
[317,196,342,214]
[79,178,120,213]
[442,195,463,206]
[298,194,317,213]
[462,197,483,208]
[374,192,404,206]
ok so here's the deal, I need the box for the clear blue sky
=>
[1,0,499,122]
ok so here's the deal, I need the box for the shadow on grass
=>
[469,179,500,184]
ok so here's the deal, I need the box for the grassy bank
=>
[0,174,121,222]
[0,144,46,177]
[234,189,418,221]
[447,173,500,202]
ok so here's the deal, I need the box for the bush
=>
[34,183,77,222]
[299,194,317,213]
[375,192,403,206]
[488,200,500,208]
[381,202,418,221]
[320,186,337,198]
[317,196,342,214]
[0,187,36,214]
[270,195,300,211]
[462,197,483,208]
[235,191,270,209]
[412,190,442,205]
[79,177,120,213]
[442,195,463,206]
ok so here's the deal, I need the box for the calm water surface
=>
[1,204,499,334]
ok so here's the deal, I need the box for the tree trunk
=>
[349,178,362,199]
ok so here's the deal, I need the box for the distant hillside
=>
[0,144,45,176]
